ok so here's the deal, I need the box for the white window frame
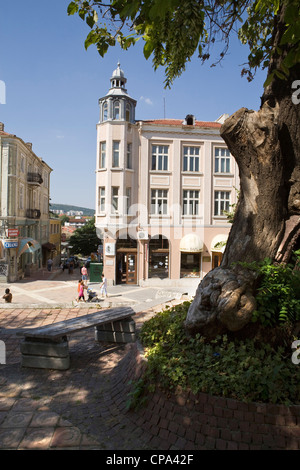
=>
[183,146,200,172]
[183,190,200,215]
[98,187,105,213]
[99,142,106,168]
[214,191,230,216]
[151,189,168,215]
[126,187,131,214]
[113,100,120,120]
[215,147,231,173]
[103,102,108,121]
[112,187,119,213]
[126,143,132,169]
[112,141,120,167]
[151,145,168,171]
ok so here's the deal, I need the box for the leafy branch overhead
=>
[67,0,300,87]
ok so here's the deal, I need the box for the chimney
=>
[0,122,4,131]
[26,142,32,150]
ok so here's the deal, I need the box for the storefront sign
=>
[7,229,19,237]
[3,240,18,249]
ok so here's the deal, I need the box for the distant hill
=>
[50,203,95,216]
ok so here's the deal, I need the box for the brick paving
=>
[0,304,169,450]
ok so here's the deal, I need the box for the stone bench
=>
[17,307,136,370]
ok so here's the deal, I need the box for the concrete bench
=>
[17,307,136,370]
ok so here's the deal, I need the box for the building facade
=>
[95,64,239,288]
[0,123,52,282]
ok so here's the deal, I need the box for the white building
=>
[95,64,239,288]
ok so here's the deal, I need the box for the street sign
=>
[3,240,18,249]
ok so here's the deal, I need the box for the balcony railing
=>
[26,209,41,219]
[27,172,43,185]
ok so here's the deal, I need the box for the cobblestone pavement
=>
[0,304,185,450]
[0,269,189,450]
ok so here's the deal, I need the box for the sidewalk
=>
[0,267,193,312]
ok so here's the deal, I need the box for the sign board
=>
[7,229,19,237]
[3,240,18,249]
[105,243,115,256]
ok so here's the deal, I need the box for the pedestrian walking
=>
[99,273,107,298]
[76,280,86,302]
[47,258,53,272]
[81,265,88,284]
[3,288,12,303]
[69,260,74,274]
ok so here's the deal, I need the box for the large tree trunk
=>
[185,4,300,336]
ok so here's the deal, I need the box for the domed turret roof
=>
[111,61,125,79]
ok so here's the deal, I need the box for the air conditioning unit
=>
[137,231,148,240]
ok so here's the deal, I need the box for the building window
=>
[126,143,132,169]
[183,190,199,215]
[215,147,230,173]
[112,187,119,213]
[43,196,48,214]
[113,100,120,119]
[20,154,25,173]
[99,142,106,168]
[112,141,120,167]
[151,189,168,215]
[151,145,168,171]
[214,191,230,216]
[126,187,131,214]
[19,184,24,210]
[103,102,108,121]
[126,103,131,121]
[98,187,105,213]
[183,146,200,172]
[43,171,48,188]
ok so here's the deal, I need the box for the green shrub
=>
[240,252,300,327]
[128,301,300,409]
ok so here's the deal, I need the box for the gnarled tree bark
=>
[185,4,300,337]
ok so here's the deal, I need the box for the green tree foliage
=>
[239,251,300,327]
[67,0,300,87]
[69,217,100,256]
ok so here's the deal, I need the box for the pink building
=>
[95,64,239,289]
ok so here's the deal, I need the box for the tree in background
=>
[68,0,300,337]
[69,217,100,256]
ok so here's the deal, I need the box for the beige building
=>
[0,122,52,281]
[95,64,239,289]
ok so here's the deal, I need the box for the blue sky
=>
[0,0,267,209]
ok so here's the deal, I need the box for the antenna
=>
[163,97,166,119]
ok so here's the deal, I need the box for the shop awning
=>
[211,234,228,253]
[180,233,203,253]
[18,238,41,256]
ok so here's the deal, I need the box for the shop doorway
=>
[116,236,137,284]
[212,251,223,269]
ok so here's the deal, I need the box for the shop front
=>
[179,233,203,278]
